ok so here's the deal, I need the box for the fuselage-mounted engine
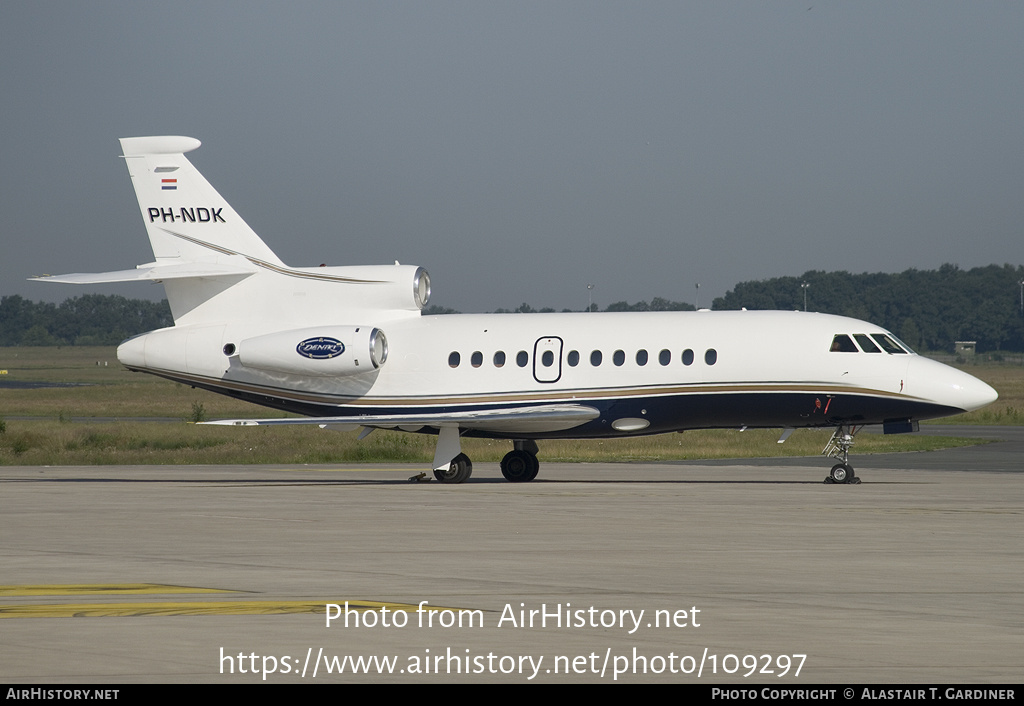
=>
[234,325,387,377]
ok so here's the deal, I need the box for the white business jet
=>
[35,136,998,484]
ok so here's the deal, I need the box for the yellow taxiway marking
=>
[0,583,236,597]
[0,598,460,619]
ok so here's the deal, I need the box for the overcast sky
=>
[3,2,1022,313]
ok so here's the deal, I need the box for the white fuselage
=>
[117,308,995,438]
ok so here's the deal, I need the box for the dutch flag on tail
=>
[161,178,177,190]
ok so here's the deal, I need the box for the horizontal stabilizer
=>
[32,258,256,285]
[202,403,602,435]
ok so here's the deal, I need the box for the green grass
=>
[0,346,1017,466]
[924,361,1024,424]
[0,347,286,419]
[0,421,982,466]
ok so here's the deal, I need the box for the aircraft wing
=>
[202,403,602,435]
[31,258,256,284]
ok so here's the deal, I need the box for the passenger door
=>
[533,336,563,383]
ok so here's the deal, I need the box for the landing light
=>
[612,418,650,432]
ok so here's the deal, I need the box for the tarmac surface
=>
[1,425,1021,683]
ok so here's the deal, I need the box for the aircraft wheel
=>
[501,450,539,482]
[829,463,853,484]
[524,454,539,481]
[434,453,472,484]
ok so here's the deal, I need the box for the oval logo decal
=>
[296,337,345,359]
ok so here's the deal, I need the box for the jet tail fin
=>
[118,136,284,267]
[35,136,429,328]
[35,137,288,325]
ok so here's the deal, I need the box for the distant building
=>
[954,341,976,356]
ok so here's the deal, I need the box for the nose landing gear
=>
[823,425,862,484]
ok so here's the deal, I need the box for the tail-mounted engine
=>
[233,326,387,377]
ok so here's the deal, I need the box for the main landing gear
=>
[433,453,472,483]
[500,440,540,482]
[822,425,862,485]
[432,440,540,484]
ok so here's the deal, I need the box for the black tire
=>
[829,463,851,483]
[523,453,540,481]
[434,453,472,483]
[501,450,538,482]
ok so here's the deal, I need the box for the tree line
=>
[0,294,172,346]
[432,264,1024,353]
[711,264,1024,353]
[4,263,1023,352]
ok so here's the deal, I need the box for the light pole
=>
[695,283,700,310]
[801,282,810,312]
[587,284,595,313]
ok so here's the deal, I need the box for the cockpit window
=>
[853,334,881,353]
[890,334,916,354]
[870,334,908,354]
[829,334,859,352]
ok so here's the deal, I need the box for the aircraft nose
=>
[909,357,998,412]
[955,371,999,412]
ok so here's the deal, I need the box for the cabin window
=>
[871,334,908,354]
[493,351,506,367]
[516,351,529,367]
[590,350,603,366]
[541,350,554,367]
[448,351,460,368]
[829,334,858,352]
[659,349,671,366]
[854,334,881,353]
[705,348,717,365]
[471,351,483,368]
[613,350,625,366]
[636,349,648,366]
[682,349,694,366]
[567,350,580,367]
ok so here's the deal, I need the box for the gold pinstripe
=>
[130,364,923,410]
